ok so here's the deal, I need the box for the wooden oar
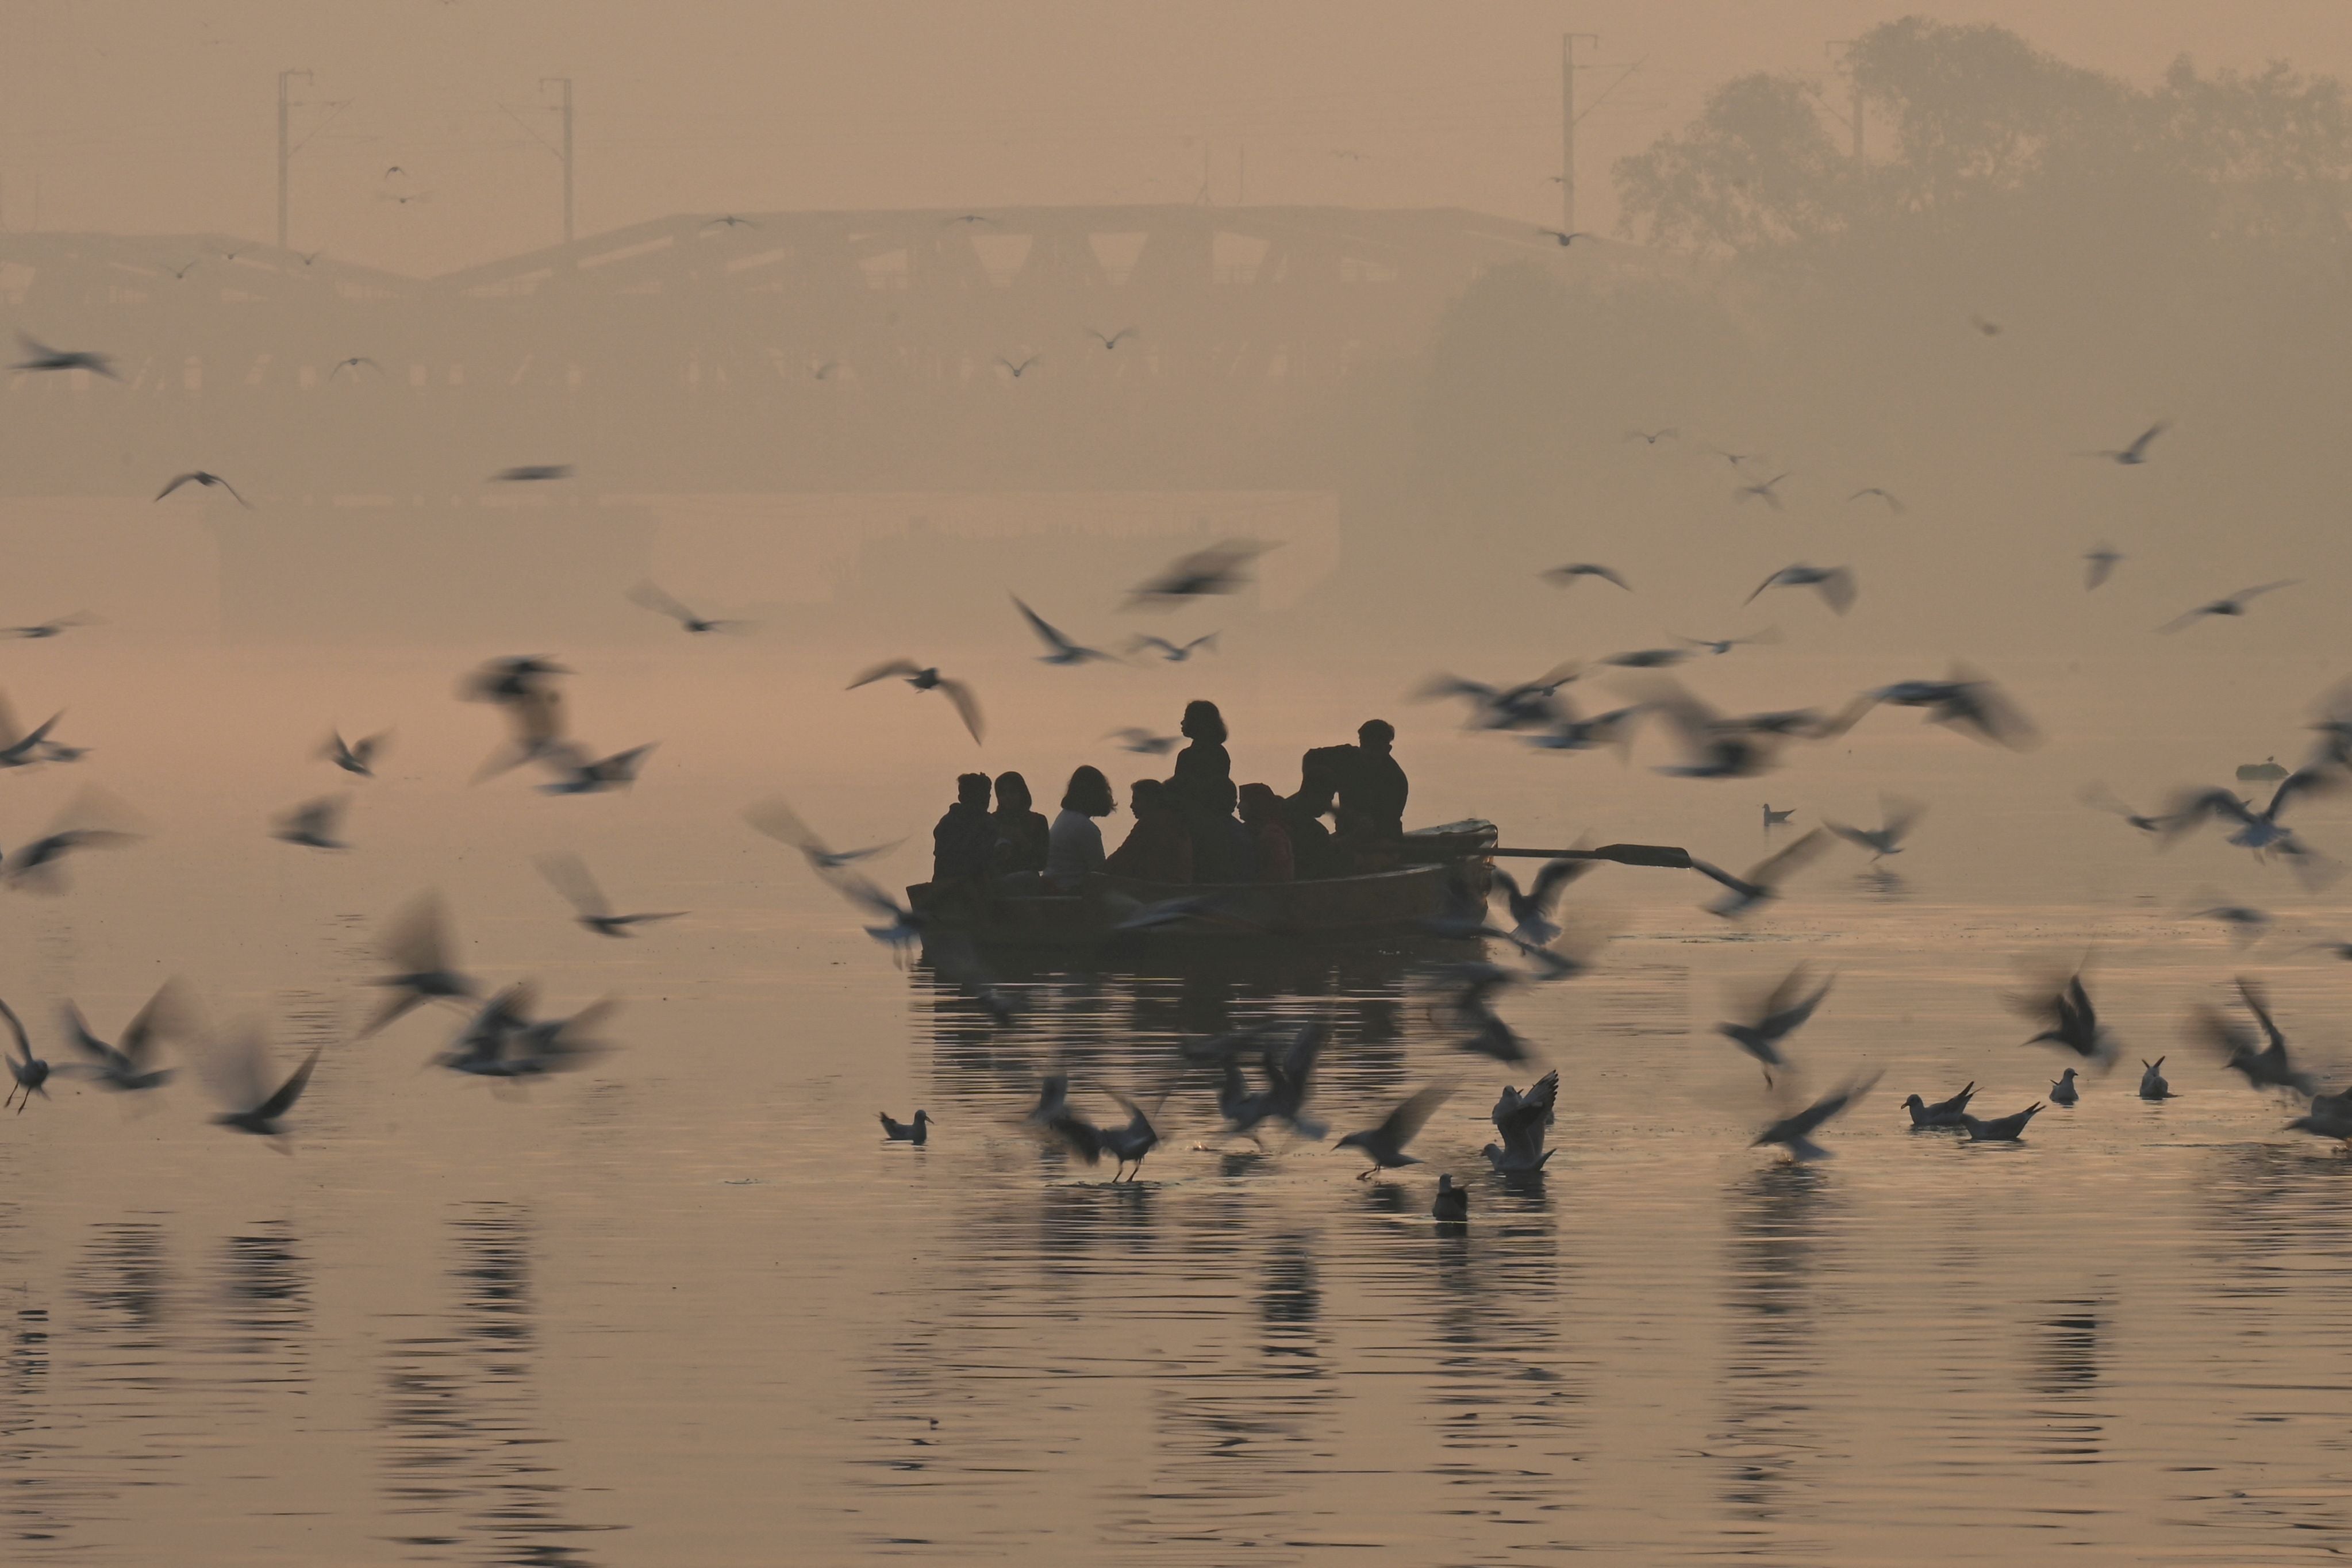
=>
[1490,843,1692,870]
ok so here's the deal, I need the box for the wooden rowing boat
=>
[908,819,1498,947]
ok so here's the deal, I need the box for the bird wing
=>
[120,978,192,1066]
[1815,568,1858,614]
[1686,856,1746,894]
[2126,421,2169,458]
[1743,570,1790,606]
[0,995,27,1066]
[1494,1069,1559,1142]
[212,475,251,506]
[937,678,985,742]
[1011,595,1077,655]
[155,473,197,500]
[1745,828,1828,887]
[743,797,831,862]
[828,871,911,927]
[1781,1071,1882,1139]
[2158,786,2254,840]
[627,581,697,625]
[534,852,609,918]
[379,891,455,974]
[1129,637,1178,656]
[2236,976,2285,1052]
[1880,796,1928,843]
[1376,1082,1456,1148]
[1823,820,1876,852]
[1489,867,1524,906]
[1275,1021,1327,1092]
[1757,963,1822,1026]
[255,1046,322,1121]
[847,659,924,689]
[1527,858,1592,912]
[2268,766,2344,821]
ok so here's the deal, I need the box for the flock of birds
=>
[7,323,2349,1228]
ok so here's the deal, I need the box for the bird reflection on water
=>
[1717,1164,1838,1527]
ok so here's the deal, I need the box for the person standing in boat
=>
[1333,720,1409,866]
[989,771,1051,877]
[1165,699,1247,881]
[1238,783,1296,882]
[1107,779,1194,882]
[1044,766,1114,891]
[931,773,998,893]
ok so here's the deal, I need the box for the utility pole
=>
[542,78,574,243]
[278,69,312,250]
[1561,33,1597,233]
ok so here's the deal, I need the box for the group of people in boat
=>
[929,700,1409,894]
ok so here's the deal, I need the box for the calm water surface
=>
[2,647,2350,1565]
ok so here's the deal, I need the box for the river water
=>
[2,642,2350,1565]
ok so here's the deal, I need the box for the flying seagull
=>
[1537,229,1593,247]
[537,742,656,795]
[1840,668,2040,750]
[330,356,382,378]
[490,464,574,482]
[362,891,476,1037]
[1012,597,1118,666]
[1675,629,1781,656]
[1624,428,1678,444]
[1126,540,1274,607]
[2,786,141,891]
[1825,796,1926,860]
[203,1027,321,1140]
[271,795,350,851]
[1542,563,1630,591]
[997,355,1040,378]
[2157,581,2297,634]
[1105,727,1180,755]
[1719,964,1834,1085]
[322,729,389,778]
[2084,421,2168,466]
[628,581,750,635]
[534,852,685,937]
[1087,327,1138,350]
[1733,472,1791,509]
[743,797,903,873]
[1753,1073,1880,1162]
[62,980,190,1093]
[1689,829,1830,918]
[2159,763,2341,856]
[156,471,250,506]
[848,660,984,741]
[1746,564,1857,614]
[702,213,759,230]
[13,333,119,380]
[1848,487,1904,514]
[1128,633,1217,663]
[2192,977,2318,1096]
[0,613,98,640]
[2008,968,2117,1068]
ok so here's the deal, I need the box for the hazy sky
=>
[6,2,2350,274]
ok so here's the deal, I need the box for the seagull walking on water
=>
[1,998,47,1112]
[1335,1083,1455,1178]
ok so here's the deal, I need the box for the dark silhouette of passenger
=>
[1047,765,1115,891]
[1238,783,1295,882]
[1166,698,1246,881]
[1336,719,1408,843]
[1106,779,1194,883]
[1283,748,1348,878]
[989,770,1050,875]
[931,772,996,887]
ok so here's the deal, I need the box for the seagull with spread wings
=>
[2157,581,2297,634]
[1012,597,1118,666]
[1746,563,1856,614]
[1688,828,1830,918]
[156,471,249,506]
[847,660,983,742]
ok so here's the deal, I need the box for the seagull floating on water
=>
[879,1109,933,1144]
[1904,1082,1977,1128]
[2139,1057,2175,1101]
[1431,1174,1469,1221]
[1961,1102,2043,1142]
[2050,1068,2080,1106]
